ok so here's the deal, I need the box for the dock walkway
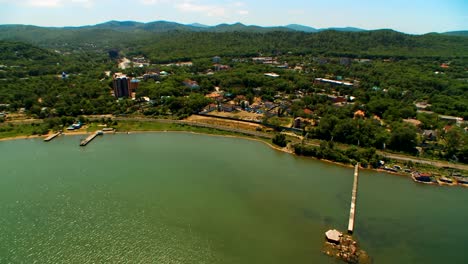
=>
[347,163,359,234]
[80,131,102,146]
[44,131,61,142]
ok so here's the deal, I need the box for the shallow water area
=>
[0,133,466,263]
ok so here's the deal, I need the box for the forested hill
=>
[133,30,468,62]
[0,24,467,60]
[0,21,363,34]
[443,31,468,37]
[0,41,58,61]
[0,40,111,77]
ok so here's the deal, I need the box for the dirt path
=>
[118,57,131,70]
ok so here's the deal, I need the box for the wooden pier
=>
[44,131,61,142]
[323,163,370,263]
[80,131,102,146]
[347,163,359,234]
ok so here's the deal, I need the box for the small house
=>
[303,108,313,116]
[422,130,438,141]
[454,177,468,185]
[72,122,82,129]
[212,56,221,63]
[403,119,422,127]
[413,173,432,183]
[325,229,342,244]
[183,79,199,89]
[354,110,365,119]
[438,177,453,184]
[221,104,235,112]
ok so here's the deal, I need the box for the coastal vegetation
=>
[272,133,287,147]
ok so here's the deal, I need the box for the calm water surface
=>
[0,133,467,263]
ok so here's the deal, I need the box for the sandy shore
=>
[0,135,43,142]
[0,131,90,142]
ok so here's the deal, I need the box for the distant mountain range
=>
[442,30,468,37]
[4,20,368,33]
[1,20,467,60]
[1,20,465,36]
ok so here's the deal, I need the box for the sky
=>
[0,0,466,34]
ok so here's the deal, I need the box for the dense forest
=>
[1,23,467,163]
[1,23,468,59]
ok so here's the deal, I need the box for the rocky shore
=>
[322,230,371,264]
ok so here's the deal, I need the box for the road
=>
[378,151,468,171]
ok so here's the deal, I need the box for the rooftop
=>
[264,72,280,78]
[315,78,353,87]
[325,229,342,243]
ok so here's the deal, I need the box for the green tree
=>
[388,124,418,153]
[272,133,287,147]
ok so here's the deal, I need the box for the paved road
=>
[378,152,468,171]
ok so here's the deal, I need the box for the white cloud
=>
[70,0,93,8]
[173,0,249,18]
[21,0,94,8]
[26,0,62,7]
[176,1,226,17]
[141,0,170,5]
[232,2,245,7]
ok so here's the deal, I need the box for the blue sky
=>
[0,0,466,34]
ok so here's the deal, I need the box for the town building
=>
[264,72,280,78]
[212,56,221,63]
[438,115,464,125]
[415,102,432,110]
[143,71,160,81]
[314,78,354,87]
[403,119,422,127]
[113,73,138,98]
[252,57,277,64]
[340,57,352,66]
[183,79,200,89]
[132,56,150,67]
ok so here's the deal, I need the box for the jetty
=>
[323,163,371,263]
[79,131,103,146]
[348,164,359,234]
[44,131,62,142]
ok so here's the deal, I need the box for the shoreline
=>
[1,130,465,183]
[0,130,405,176]
[0,131,90,142]
[114,130,295,154]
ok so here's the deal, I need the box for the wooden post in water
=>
[348,163,359,234]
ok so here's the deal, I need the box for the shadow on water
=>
[357,216,417,251]
[302,208,337,226]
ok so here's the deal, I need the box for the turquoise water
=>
[0,133,467,263]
